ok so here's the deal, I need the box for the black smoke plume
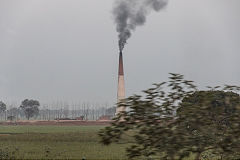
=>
[113,0,168,51]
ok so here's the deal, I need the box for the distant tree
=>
[82,103,89,120]
[63,105,69,118]
[0,101,7,120]
[8,107,19,117]
[20,99,40,120]
[0,101,6,113]
[99,73,240,159]
[8,107,19,121]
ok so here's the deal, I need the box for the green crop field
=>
[0,125,128,160]
[0,125,217,160]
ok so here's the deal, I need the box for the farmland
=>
[0,125,128,159]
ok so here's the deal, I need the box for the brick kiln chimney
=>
[116,51,126,115]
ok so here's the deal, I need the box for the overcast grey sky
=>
[0,0,240,105]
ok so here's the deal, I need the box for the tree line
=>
[0,100,116,121]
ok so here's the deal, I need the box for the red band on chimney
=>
[118,52,124,76]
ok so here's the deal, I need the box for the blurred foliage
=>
[99,73,240,160]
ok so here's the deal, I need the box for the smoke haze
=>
[113,0,168,51]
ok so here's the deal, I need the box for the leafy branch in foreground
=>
[99,73,240,160]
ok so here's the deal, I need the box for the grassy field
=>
[0,125,128,159]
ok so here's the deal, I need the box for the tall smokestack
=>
[113,0,168,115]
[116,51,126,115]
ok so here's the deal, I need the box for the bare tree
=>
[63,102,69,118]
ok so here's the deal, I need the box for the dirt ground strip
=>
[0,120,112,126]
